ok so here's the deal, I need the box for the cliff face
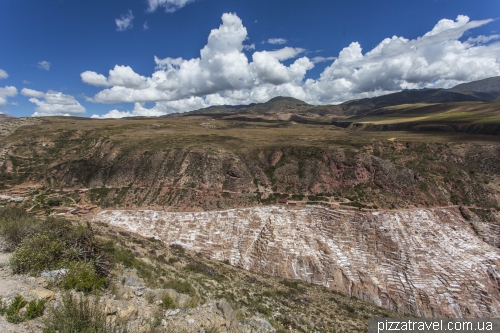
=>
[3,134,499,212]
[96,206,500,318]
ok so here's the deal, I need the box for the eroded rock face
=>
[96,206,500,318]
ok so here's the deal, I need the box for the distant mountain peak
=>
[267,96,309,105]
[449,76,500,94]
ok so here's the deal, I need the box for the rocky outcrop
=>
[96,206,500,318]
[2,124,499,211]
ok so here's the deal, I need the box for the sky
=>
[0,0,499,118]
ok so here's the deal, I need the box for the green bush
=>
[10,233,64,275]
[61,261,107,294]
[39,217,72,239]
[24,299,45,320]
[5,295,26,324]
[167,257,178,265]
[112,246,137,268]
[161,294,175,309]
[0,207,39,249]
[42,293,124,333]
[164,279,195,296]
[256,304,272,317]
[0,296,5,315]
[185,261,217,276]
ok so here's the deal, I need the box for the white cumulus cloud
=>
[83,13,500,118]
[38,61,51,71]
[302,15,500,103]
[467,34,500,44]
[21,88,86,117]
[243,43,255,51]
[83,13,311,106]
[146,0,197,13]
[0,69,8,79]
[267,38,287,45]
[116,10,134,31]
[311,56,337,63]
[0,86,17,107]
[21,88,46,98]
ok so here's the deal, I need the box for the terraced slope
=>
[96,206,500,318]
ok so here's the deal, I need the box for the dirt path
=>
[0,252,45,333]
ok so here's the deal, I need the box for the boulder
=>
[216,300,237,327]
[244,317,276,332]
[118,305,139,321]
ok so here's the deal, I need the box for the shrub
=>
[112,246,137,268]
[39,217,72,239]
[161,294,175,309]
[10,233,64,275]
[280,279,302,291]
[256,304,272,317]
[0,296,5,315]
[0,207,39,249]
[164,279,195,296]
[167,257,178,265]
[185,261,217,276]
[5,295,26,324]
[183,296,199,309]
[42,293,124,333]
[24,299,45,320]
[61,261,108,294]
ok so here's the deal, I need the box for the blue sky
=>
[1,0,499,118]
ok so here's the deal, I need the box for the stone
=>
[40,269,67,283]
[117,305,138,321]
[124,276,138,287]
[35,277,46,286]
[31,288,55,301]
[245,317,276,332]
[165,309,181,316]
[104,299,117,315]
[123,293,134,300]
[216,300,237,327]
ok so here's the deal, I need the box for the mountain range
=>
[179,76,500,118]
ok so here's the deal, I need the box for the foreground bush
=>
[61,261,108,293]
[1,208,112,286]
[0,294,45,324]
[42,293,125,333]
[10,233,64,275]
[24,299,46,320]
[0,207,39,249]
[5,295,26,324]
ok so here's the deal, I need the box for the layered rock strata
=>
[97,206,500,318]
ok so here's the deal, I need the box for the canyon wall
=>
[96,206,500,318]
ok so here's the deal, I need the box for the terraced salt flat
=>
[95,206,500,318]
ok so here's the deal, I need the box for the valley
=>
[1,79,500,327]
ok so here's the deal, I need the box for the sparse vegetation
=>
[164,279,195,296]
[61,261,108,293]
[5,295,26,324]
[161,294,175,309]
[42,293,122,333]
[24,299,46,320]
[10,232,64,275]
[0,207,39,249]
